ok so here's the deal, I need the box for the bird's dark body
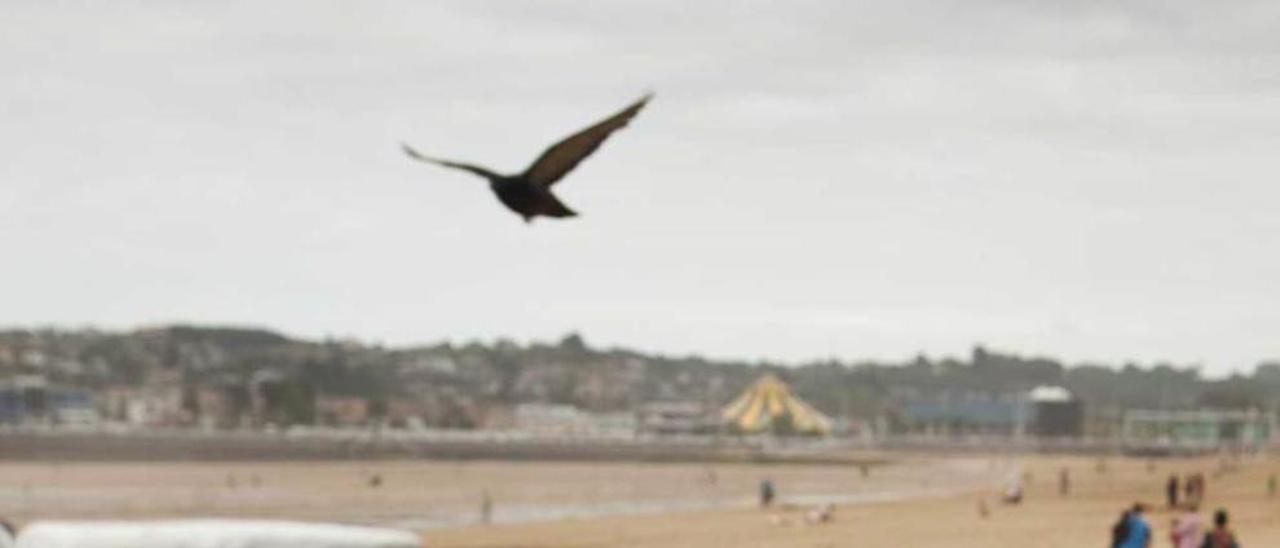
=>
[403,94,651,223]
[491,178,576,221]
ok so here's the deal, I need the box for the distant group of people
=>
[1108,465,1245,548]
[1168,473,1207,509]
[1112,504,1239,547]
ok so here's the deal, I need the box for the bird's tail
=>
[543,194,578,218]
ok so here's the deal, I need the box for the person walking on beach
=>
[759,479,775,508]
[1268,474,1276,499]
[1001,473,1023,505]
[1112,508,1133,547]
[480,490,493,525]
[703,467,718,486]
[1059,467,1071,496]
[1200,509,1239,548]
[1116,503,1151,548]
[1170,504,1201,548]
[1167,475,1180,508]
[1185,473,1204,506]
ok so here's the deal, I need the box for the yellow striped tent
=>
[721,374,833,435]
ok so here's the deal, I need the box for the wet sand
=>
[0,456,977,531]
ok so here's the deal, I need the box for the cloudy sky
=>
[2,1,1278,374]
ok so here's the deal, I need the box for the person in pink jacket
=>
[1170,504,1202,548]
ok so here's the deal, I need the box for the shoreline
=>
[0,430,887,466]
[381,475,982,531]
[0,456,991,534]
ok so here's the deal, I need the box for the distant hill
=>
[1,325,1276,427]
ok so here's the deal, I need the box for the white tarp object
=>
[14,519,421,548]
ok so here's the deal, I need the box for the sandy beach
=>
[3,454,1278,546]
[426,455,1280,548]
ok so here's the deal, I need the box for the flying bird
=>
[402,93,652,222]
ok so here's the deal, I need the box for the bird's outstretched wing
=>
[521,93,652,188]
[401,143,500,180]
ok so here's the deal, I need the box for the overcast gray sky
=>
[2,1,1278,374]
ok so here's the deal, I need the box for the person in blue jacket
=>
[1115,503,1151,548]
